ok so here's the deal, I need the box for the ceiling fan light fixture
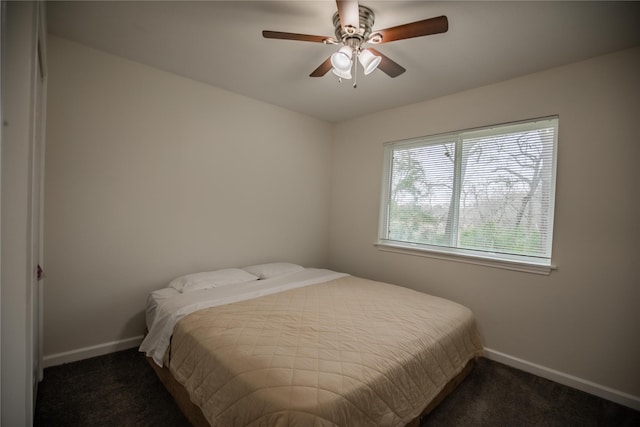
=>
[332,67,352,80]
[263,2,446,81]
[330,46,353,72]
[358,49,382,75]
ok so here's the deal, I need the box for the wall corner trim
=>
[42,335,144,368]
[484,348,640,411]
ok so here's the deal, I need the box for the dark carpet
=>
[34,348,640,426]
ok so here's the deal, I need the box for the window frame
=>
[377,116,559,275]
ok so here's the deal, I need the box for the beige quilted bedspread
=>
[169,276,483,427]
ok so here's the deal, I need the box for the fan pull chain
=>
[353,53,358,89]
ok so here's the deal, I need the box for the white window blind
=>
[378,117,558,272]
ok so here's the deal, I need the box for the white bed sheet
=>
[139,268,348,366]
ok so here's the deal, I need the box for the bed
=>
[140,264,483,427]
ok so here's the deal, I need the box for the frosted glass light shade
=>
[358,49,381,75]
[332,67,352,80]
[331,46,353,72]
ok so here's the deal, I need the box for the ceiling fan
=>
[262,0,448,85]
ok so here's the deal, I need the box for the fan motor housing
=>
[332,6,375,44]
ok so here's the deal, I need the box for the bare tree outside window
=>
[381,117,558,265]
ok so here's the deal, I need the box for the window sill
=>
[374,241,556,275]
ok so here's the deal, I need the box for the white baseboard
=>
[42,335,144,368]
[484,348,640,411]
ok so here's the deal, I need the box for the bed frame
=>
[146,355,475,427]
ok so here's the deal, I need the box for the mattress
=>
[142,270,483,426]
[141,268,349,366]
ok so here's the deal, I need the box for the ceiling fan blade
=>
[336,0,360,30]
[310,57,333,77]
[377,15,448,43]
[262,30,330,43]
[368,48,406,78]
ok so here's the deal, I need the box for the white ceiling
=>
[47,1,640,123]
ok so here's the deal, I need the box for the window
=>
[377,117,558,274]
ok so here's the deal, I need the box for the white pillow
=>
[168,268,258,293]
[242,262,304,279]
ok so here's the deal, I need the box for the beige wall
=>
[329,47,640,399]
[44,36,332,356]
